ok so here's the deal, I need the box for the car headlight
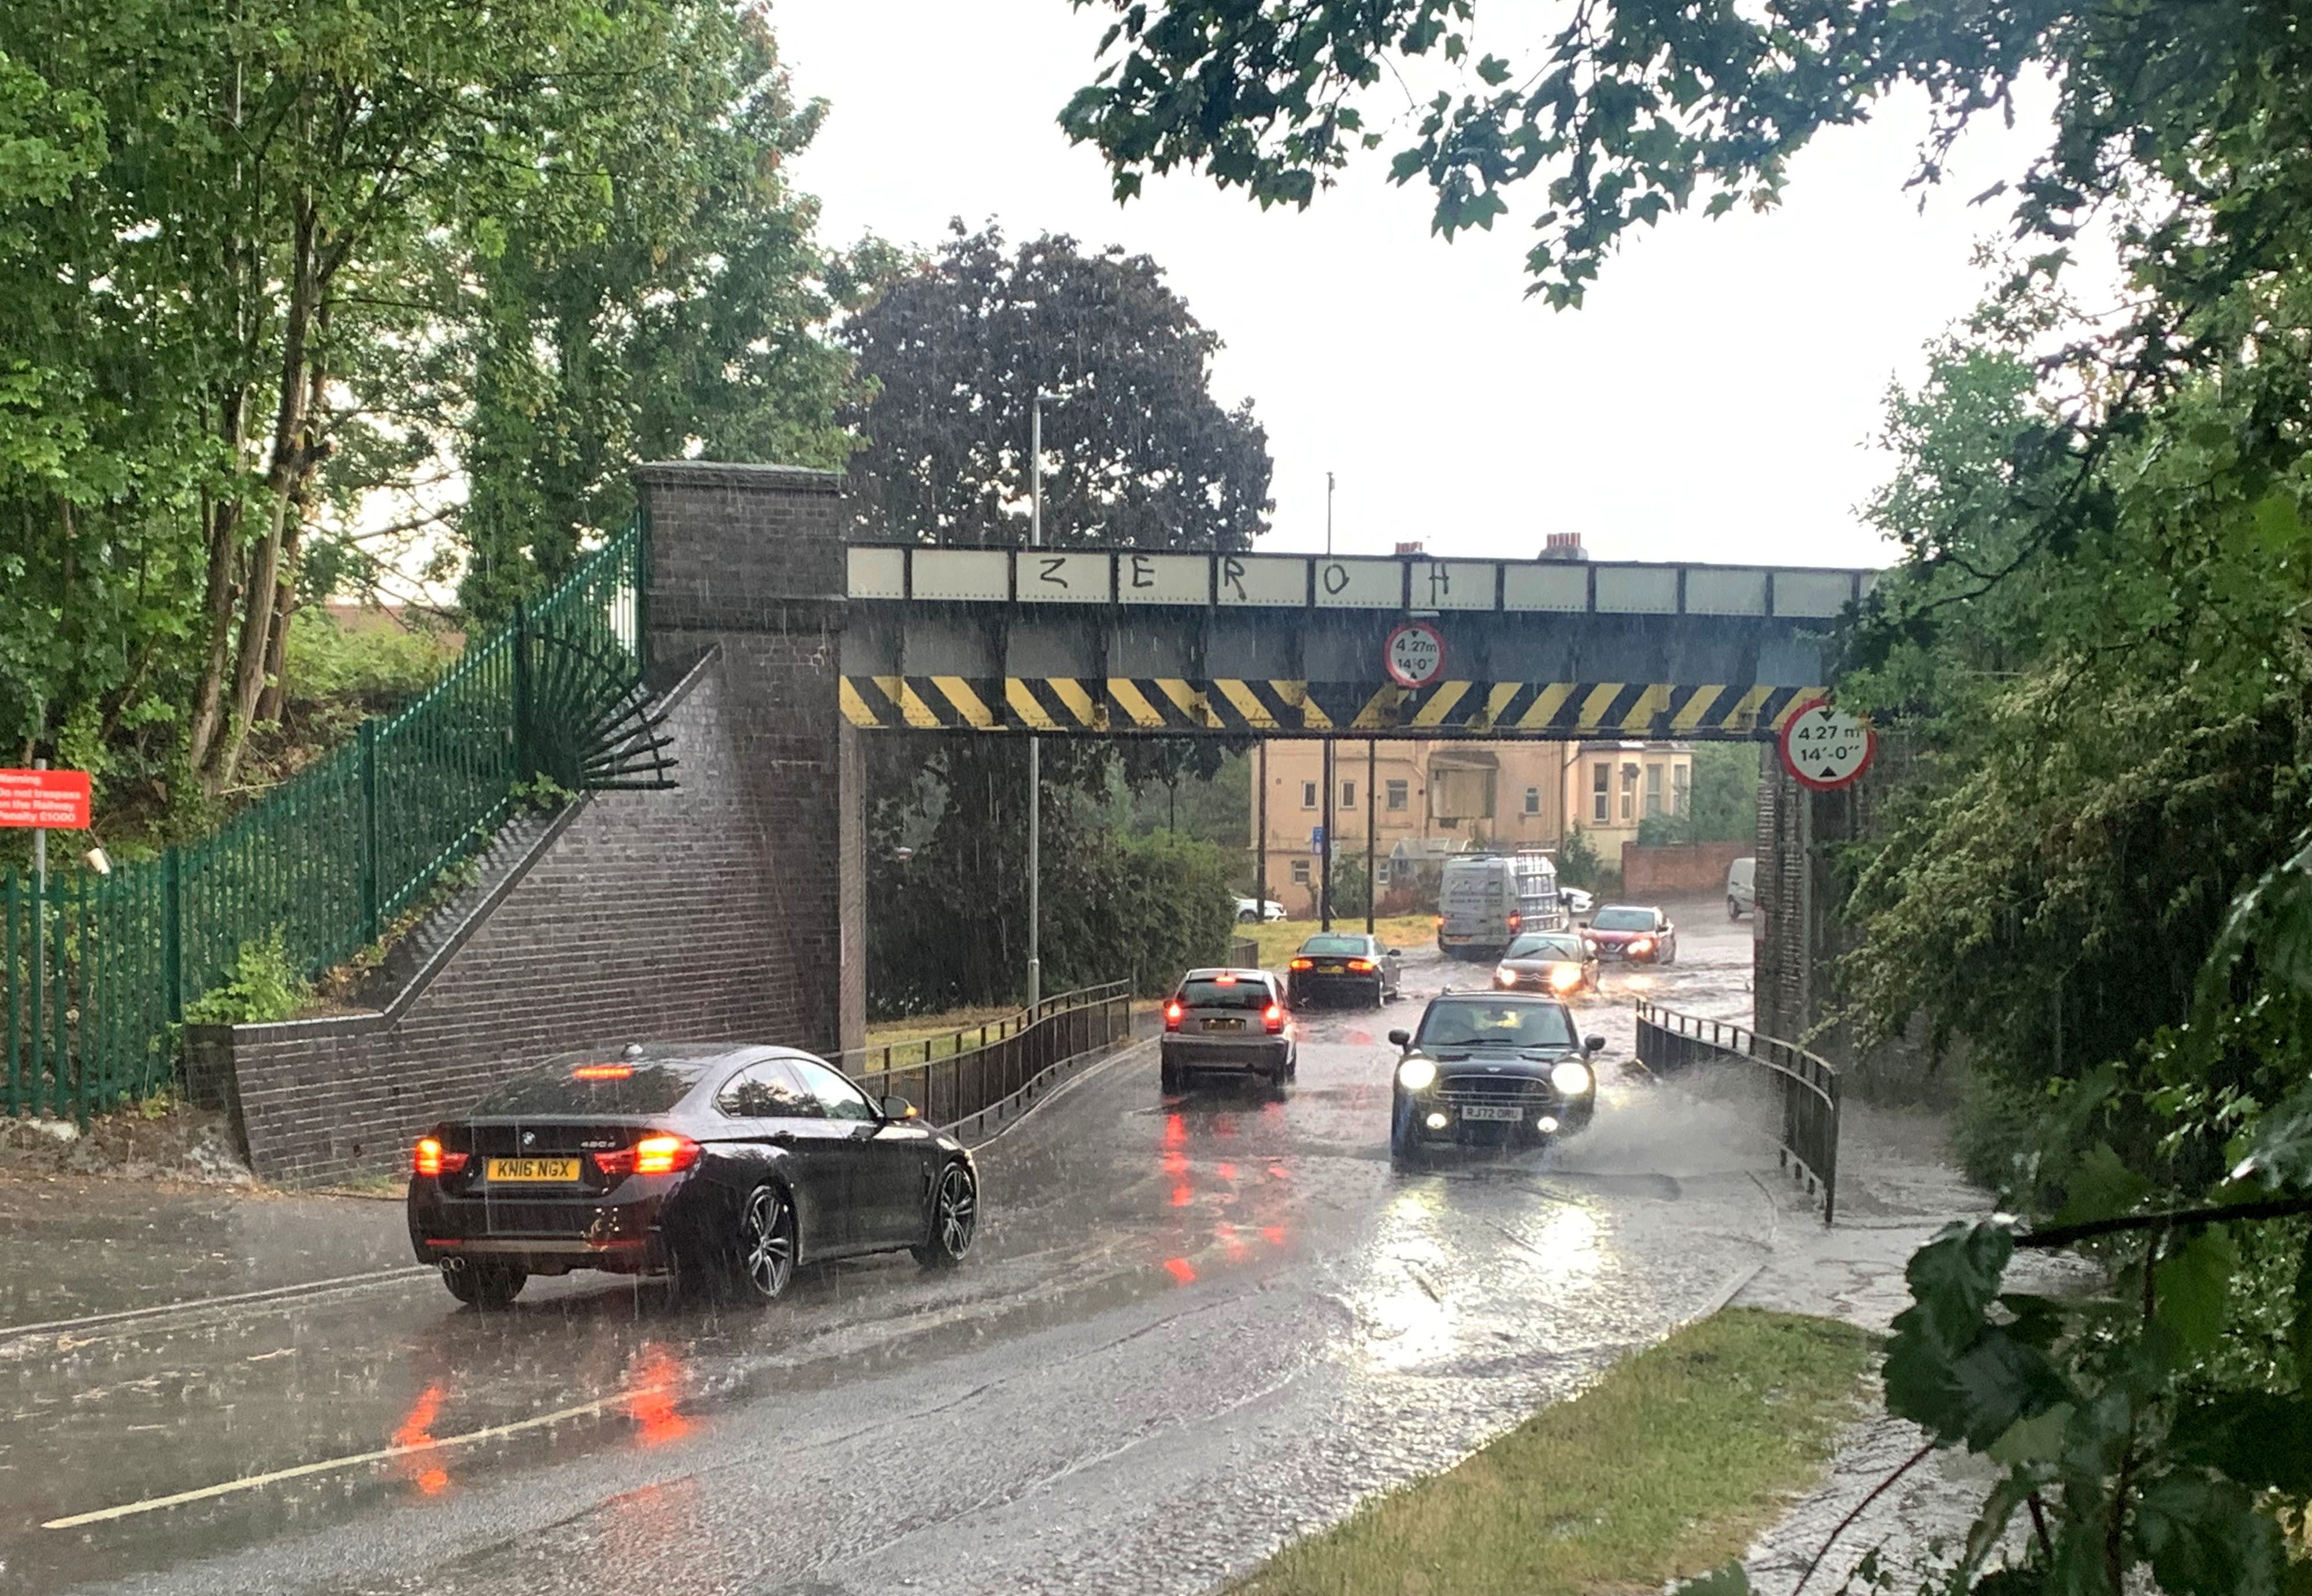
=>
[1550,1060,1594,1095]
[1629,936,1654,954]
[1396,1057,1437,1091]
[1493,964,1517,987]
[1548,964,1581,990]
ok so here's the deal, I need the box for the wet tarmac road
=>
[6,902,1795,1595]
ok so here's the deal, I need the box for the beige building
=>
[1248,738,1694,915]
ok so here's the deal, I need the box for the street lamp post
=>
[1027,390,1056,1011]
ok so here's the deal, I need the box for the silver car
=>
[1160,968,1296,1097]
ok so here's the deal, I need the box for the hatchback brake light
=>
[1264,1002,1285,1035]
[413,1136,467,1178]
[1164,1000,1184,1031]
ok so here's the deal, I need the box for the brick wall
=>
[205,660,834,1186]
[194,462,871,1186]
[1620,839,1751,897]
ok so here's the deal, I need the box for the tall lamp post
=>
[1027,389,1057,1010]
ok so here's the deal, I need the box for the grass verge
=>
[1230,1308,1875,1596]
[1244,914,1439,971]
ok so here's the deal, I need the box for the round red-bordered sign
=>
[1383,621,1447,689]
[1778,697,1876,790]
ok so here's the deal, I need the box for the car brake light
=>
[572,1064,633,1080]
[1264,1002,1284,1035]
[1164,1000,1184,1031]
[1288,957,1314,970]
[1507,912,1522,931]
[413,1137,467,1177]
[1347,958,1376,972]
[633,1134,700,1175]
[1214,972,1237,984]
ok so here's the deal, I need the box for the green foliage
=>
[1325,856,1372,919]
[868,796,1236,1014]
[181,928,307,1026]
[1637,745,1759,846]
[842,224,1272,551]
[1,0,861,812]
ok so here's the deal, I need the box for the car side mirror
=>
[1584,1035,1607,1054]
[1387,1029,1411,1049]
[880,1094,918,1121]
[1386,947,1402,958]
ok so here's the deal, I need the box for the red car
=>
[1584,905,1678,964]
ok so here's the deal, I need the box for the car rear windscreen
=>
[1180,977,1272,1010]
[468,1060,712,1116]
[1299,935,1366,956]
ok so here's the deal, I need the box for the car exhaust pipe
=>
[439,1256,468,1276]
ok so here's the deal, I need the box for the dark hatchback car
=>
[1585,905,1678,964]
[1386,993,1605,1165]
[1285,932,1403,1008]
[408,1043,978,1308]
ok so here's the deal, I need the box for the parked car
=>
[1286,932,1403,1008]
[407,1043,977,1308]
[1493,931,1599,997]
[1162,968,1296,1095]
[1386,993,1605,1165]
[1726,857,1756,919]
[1561,886,1595,916]
[1584,905,1678,964]
[1234,896,1288,923]
[1436,851,1568,958]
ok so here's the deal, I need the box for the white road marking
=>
[42,1387,667,1530]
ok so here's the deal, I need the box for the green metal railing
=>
[2,520,661,1123]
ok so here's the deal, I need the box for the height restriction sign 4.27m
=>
[1777,699,1876,791]
[1383,621,1447,690]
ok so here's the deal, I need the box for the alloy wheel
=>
[740,1184,795,1300]
[935,1164,977,1259]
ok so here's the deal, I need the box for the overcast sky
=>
[775,2,2057,572]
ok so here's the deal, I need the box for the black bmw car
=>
[1286,932,1403,1008]
[1386,993,1605,1165]
[408,1043,978,1308]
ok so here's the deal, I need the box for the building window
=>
[1340,780,1357,810]
[1300,780,1318,809]
[1644,763,1663,816]
[1386,779,1409,811]
[1591,762,1610,824]
[1291,858,1311,884]
[1620,762,1639,822]
[1673,763,1691,816]
[1523,786,1541,816]
[1375,858,1393,886]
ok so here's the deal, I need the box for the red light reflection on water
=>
[1262,1226,1287,1245]
[391,1384,450,1497]
[625,1344,691,1447]
[1163,1257,1196,1284]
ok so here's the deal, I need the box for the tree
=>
[1637,745,1759,846]
[842,224,1270,550]
[0,0,865,816]
[846,227,1273,1009]
[454,6,875,622]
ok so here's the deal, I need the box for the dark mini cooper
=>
[409,1043,978,1308]
[1387,993,1605,1165]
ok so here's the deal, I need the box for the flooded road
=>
[6,901,1792,1595]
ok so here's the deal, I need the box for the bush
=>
[182,928,309,1025]
[1049,830,1236,997]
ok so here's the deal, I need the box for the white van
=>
[1726,856,1756,919]
[1438,851,1566,958]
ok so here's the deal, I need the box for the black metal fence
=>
[842,980,1132,1133]
[1634,999,1843,1224]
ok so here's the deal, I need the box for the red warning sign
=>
[0,768,92,829]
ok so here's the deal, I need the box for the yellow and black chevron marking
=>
[840,677,1824,737]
